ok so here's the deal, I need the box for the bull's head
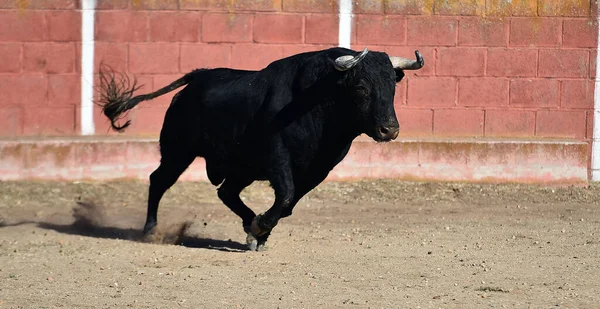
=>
[333,48,424,142]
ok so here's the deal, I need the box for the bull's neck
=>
[314,97,361,147]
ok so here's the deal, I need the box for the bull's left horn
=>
[389,50,424,70]
[334,48,369,71]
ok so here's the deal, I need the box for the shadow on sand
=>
[1,201,248,253]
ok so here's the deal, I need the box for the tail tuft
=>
[95,63,144,132]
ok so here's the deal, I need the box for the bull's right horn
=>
[389,50,424,70]
[334,48,369,71]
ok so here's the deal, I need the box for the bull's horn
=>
[389,50,424,70]
[334,48,369,71]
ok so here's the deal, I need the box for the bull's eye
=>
[355,86,370,97]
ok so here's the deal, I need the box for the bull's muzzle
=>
[376,125,400,141]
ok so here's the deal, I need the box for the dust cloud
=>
[71,201,193,246]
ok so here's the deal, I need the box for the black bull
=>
[97,47,424,251]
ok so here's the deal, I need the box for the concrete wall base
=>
[0,137,589,184]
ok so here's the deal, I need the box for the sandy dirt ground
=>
[0,180,599,309]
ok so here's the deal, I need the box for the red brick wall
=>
[352,0,598,140]
[0,0,597,141]
[0,1,80,136]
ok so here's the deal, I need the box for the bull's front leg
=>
[246,150,294,251]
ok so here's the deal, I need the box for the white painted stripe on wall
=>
[80,0,96,135]
[592,3,600,180]
[338,0,352,49]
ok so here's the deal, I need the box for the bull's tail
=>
[96,63,193,132]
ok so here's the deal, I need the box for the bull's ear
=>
[394,69,405,83]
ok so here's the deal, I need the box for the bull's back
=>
[159,68,268,158]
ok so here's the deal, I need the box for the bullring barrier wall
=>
[0,0,597,183]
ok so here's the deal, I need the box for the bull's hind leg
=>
[144,153,195,234]
[216,178,260,250]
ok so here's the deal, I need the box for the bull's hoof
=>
[245,233,268,251]
[246,233,258,251]
[143,221,157,235]
[256,239,268,251]
[244,215,271,251]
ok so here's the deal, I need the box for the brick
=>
[181,43,231,71]
[254,14,303,44]
[230,0,282,11]
[434,0,485,15]
[95,11,148,42]
[350,44,387,52]
[179,0,225,10]
[458,78,509,107]
[0,75,47,106]
[129,43,180,74]
[231,44,284,70]
[385,0,434,15]
[396,108,433,136]
[587,111,593,139]
[47,11,80,42]
[131,0,178,10]
[282,44,335,57]
[538,49,589,78]
[408,77,457,107]
[93,42,128,72]
[487,48,538,77]
[48,74,80,106]
[437,48,485,77]
[151,74,182,106]
[591,49,596,78]
[282,0,336,13]
[486,0,537,16]
[23,106,75,136]
[96,0,129,9]
[458,17,508,46]
[355,0,383,14]
[0,107,23,137]
[0,0,77,9]
[202,13,252,43]
[509,18,562,47]
[179,0,222,10]
[394,81,407,106]
[561,80,594,109]
[384,46,435,76]
[0,11,47,42]
[306,15,341,44]
[23,43,76,74]
[510,79,559,107]
[356,15,406,46]
[563,19,598,48]
[133,75,154,93]
[485,110,535,137]
[127,106,169,136]
[149,11,201,42]
[0,43,21,73]
[407,17,458,46]
[539,0,591,16]
[536,110,586,139]
[36,0,77,9]
[433,109,484,136]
